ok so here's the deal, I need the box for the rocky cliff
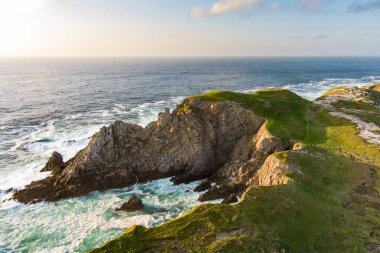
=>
[12,84,380,253]
[91,84,380,253]
[14,97,281,203]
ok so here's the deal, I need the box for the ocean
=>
[1,57,380,252]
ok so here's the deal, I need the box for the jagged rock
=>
[13,177,55,204]
[40,151,65,175]
[364,83,380,92]
[196,124,293,203]
[194,179,211,192]
[253,154,299,186]
[236,123,293,186]
[222,193,238,204]
[198,183,240,202]
[5,188,15,194]
[317,85,380,107]
[157,108,172,129]
[14,99,265,203]
[115,195,144,212]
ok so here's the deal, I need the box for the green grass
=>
[92,89,380,253]
[192,89,322,143]
[332,100,380,112]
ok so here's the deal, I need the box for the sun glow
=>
[0,0,46,56]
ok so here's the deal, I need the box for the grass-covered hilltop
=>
[91,84,380,253]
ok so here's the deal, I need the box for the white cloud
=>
[190,6,206,17]
[297,0,321,12]
[209,0,260,16]
[190,0,261,17]
[269,2,282,11]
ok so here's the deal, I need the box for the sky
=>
[0,0,379,57]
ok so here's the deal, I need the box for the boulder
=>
[194,179,211,192]
[222,194,238,204]
[5,188,15,194]
[40,151,65,175]
[115,195,144,212]
[198,184,240,202]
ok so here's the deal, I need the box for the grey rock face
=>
[222,194,238,204]
[197,123,293,202]
[14,98,265,203]
[157,108,172,129]
[40,151,65,175]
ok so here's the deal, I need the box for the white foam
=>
[0,179,202,252]
[64,114,83,120]
[100,110,111,117]
[8,120,56,152]
[1,75,379,252]
[0,95,183,197]
[240,76,380,101]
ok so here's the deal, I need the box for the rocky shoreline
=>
[90,84,380,252]
[12,84,379,206]
[13,97,285,204]
[9,84,380,252]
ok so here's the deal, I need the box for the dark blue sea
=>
[1,57,380,252]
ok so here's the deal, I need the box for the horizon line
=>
[1,55,380,59]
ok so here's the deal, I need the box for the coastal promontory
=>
[12,84,380,252]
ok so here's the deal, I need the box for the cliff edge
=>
[11,84,380,252]
[91,84,380,253]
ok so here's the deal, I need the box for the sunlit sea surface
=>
[1,57,380,252]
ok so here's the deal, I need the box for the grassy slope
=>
[92,89,380,253]
[332,100,380,126]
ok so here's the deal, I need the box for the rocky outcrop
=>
[196,123,294,202]
[40,151,65,175]
[253,154,298,186]
[315,85,380,145]
[222,194,238,204]
[115,195,144,212]
[14,98,266,204]
[364,83,380,93]
[317,84,380,107]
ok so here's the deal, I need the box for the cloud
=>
[209,0,260,16]
[190,0,328,18]
[297,0,321,12]
[348,0,380,13]
[312,34,328,40]
[269,2,284,11]
[190,0,261,17]
[190,6,206,17]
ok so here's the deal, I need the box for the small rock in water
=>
[115,195,145,212]
[5,188,15,194]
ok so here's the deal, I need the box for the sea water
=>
[1,57,380,252]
